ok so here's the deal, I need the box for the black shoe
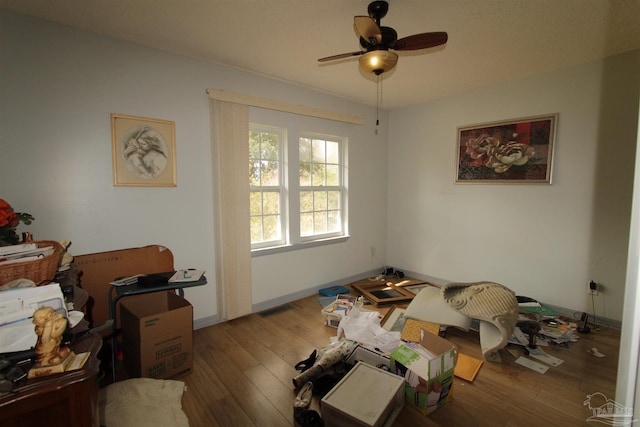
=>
[294,350,317,372]
[294,409,324,427]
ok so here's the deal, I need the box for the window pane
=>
[326,141,339,164]
[249,160,261,186]
[300,191,313,212]
[261,160,279,186]
[327,211,340,232]
[312,139,325,163]
[300,212,313,236]
[299,137,312,162]
[326,165,339,186]
[314,191,327,211]
[263,191,280,215]
[249,132,260,157]
[314,212,327,233]
[263,214,280,241]
[262,134,279,160]
[327,191,340,210]
[250,192,262,215]
[250,216,263,242]
[299,162,311,186]
[311,164,326,186]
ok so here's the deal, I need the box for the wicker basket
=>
[0,240,64,286]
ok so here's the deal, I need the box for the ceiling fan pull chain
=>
[376,77,379,126]
[376,74,383,127]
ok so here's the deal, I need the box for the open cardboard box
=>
[390,331,457,416]
[120,291,193,379]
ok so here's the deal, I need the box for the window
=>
[249,125,347,251]
[299,135,343,239]
[249,126,285,248]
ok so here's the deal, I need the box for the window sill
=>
[251,235,350,257]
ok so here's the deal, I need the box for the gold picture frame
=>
[111,113,176,187]
[351,279,418,306]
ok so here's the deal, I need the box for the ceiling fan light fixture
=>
[359,50,398,75]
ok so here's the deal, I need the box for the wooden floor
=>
[174,292,620,427]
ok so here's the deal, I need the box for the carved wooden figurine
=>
[27,307,74,378]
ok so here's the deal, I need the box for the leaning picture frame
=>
[111,113,177,187]
[380,305,408,332]
[455,114,557,184]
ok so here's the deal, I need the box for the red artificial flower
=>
[0,199,34,246]
[0,199,18,227]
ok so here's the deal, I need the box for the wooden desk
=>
[0,333,102,427]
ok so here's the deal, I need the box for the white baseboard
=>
[193,267,621,332]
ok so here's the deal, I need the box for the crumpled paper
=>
[334,307,401,354]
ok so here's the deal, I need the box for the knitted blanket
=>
[442,281,518,361]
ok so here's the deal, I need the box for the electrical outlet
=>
[588,280,599,296]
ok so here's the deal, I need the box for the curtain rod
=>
[206,88,363,126]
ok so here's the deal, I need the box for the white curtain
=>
[210,99,252,320]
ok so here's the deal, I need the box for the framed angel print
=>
[111,113,177,187]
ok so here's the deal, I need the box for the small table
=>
[107,271,207,382]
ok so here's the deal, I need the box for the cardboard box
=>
[120,291,193,379]
[74,245,174,329]
[321,361,405,427]
[390,331,457,416]
[321,294,357,328]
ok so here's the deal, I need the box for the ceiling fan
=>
[318,0,448,76]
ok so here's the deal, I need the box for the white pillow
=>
[99,378,189,427]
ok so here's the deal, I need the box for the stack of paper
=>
[538,319,579,345]
[0,243,54,265]
[0,283,67,352]
[509,316,578,348]
[109,274,146,287]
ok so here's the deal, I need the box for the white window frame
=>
[250,124,348,254]
[249,124,287,250]
[296,132,346,243]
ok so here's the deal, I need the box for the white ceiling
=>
[1,0,639,109]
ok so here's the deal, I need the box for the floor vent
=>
[258,304,293,317]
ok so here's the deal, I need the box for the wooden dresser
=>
[0,333,102,427]
[0,264,103,427]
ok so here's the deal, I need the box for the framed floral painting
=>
[111,113,177,187]
[455,114,557,184]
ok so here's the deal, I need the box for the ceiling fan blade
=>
[393,32,448,51]
[318,51,365,62]
[354,16,382,44]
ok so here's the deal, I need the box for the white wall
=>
[387,50,640,322]
[0,11,386,324]
[2,10,638,327]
